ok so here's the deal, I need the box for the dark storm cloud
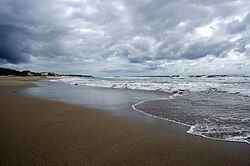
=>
[0,23,31,63]
[0,0,249,74]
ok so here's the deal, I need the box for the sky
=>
[0,0,249,76]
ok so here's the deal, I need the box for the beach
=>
[0,77,249,165]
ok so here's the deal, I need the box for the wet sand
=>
[0,77,249,165]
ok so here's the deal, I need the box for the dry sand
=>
[0,76,249,165]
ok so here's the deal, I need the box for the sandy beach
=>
[0,77,249,165]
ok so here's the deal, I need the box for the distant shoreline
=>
[0,67,92,78]
[1,67,249,78]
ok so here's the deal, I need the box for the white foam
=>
[53,76,250,96]
[187,125,250,145]
[132,101,250,145]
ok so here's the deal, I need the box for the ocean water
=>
[54,75,250,96]
[49,75,250,144]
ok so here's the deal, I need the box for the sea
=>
[22,75,250,144]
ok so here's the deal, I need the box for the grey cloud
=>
[128,56,152,63]
[244,13,250,24]
[0,0,249,75]
[181,41,233,59]
[146,63,158,70]
[0,45,28,63]
[227,20,247,34]
[234,37,248,54]
[0,23,32,63]
[132,37,151,52]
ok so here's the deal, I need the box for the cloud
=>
[0,0,249,75]
[0,23,31,63]
[227,19,247,34]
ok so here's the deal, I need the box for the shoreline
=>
[0,77,250,165]
[132,99,250,145]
